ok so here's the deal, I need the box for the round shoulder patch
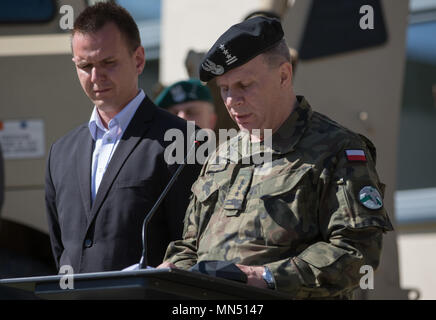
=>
[359,186,383,210]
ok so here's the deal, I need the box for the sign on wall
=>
[0,119,45,159]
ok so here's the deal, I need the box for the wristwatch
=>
[262,266,276,290]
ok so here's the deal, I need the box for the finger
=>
[157,261,176,269]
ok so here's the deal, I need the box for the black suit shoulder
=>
[50,123,89,153]
[52,96,190,148]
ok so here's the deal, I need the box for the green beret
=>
[155,79,213,109]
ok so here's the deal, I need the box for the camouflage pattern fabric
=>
[163,96,393,299]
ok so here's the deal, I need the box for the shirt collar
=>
[88,89,145,141]
[220,95,312,162]
[269,95,312,155]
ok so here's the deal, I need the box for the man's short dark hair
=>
[73,2,141,53]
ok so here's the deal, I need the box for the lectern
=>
[0,268,289,300]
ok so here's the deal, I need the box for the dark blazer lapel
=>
[76,127,94,219]
[87,96,156,224]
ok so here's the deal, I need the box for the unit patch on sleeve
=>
[359,186,383,210]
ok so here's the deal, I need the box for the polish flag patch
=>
[345,149,367,162]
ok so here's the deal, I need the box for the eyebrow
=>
[74,60,89,67]
[216,79,250,88]
[74,56,116,66]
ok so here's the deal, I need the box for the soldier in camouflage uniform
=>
[159,16,393,299]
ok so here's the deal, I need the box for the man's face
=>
[167,101,216,130]
[72,22,145,112]
[216,54,286,135]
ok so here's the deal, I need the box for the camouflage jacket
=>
[164,96,393,299]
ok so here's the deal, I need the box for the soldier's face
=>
[167,101,217,130]
[72,22,145,113]
[216,54,287,137]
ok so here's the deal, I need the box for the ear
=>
[279,61,293,88]
[134,46,146,74]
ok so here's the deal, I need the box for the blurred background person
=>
[155,79,217,130]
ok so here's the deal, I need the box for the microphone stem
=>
[139,140,198,269]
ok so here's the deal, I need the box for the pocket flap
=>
[117,179,152,188]
[260,164,313,199]
[192,176,220,202]
[298,242,348,268]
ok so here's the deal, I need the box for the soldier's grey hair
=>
[262,38,291,68]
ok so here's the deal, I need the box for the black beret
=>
[199,16,284,82]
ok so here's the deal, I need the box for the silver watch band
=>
[262,266,276,289]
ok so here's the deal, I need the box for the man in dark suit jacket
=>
[45,3,200,273]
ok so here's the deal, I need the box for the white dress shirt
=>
[88,90,145,202]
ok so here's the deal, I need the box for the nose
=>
[90,66,105,83]
[224,89,243,108]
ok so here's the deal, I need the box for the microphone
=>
[138,138,199,270]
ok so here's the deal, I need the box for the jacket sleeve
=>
[45,144,63,271]
[265,140,393,299]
